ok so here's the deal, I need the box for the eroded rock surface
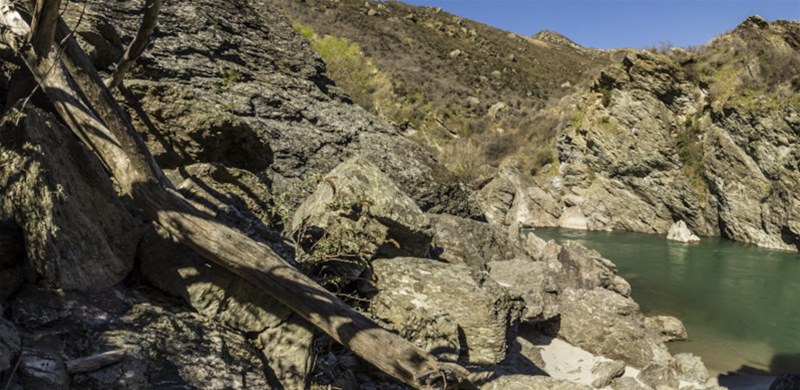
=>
[370,257,522,364]
[0,108,139,292]
[292,157,433,261]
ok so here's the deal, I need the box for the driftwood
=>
[65,350,127,374]
[0,2,474,388]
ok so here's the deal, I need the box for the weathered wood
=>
[0,3,474,388]
[107,0,161,89]
[65,349,127,374]
[28,0,62,57]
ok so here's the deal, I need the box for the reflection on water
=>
[530,228,800,375]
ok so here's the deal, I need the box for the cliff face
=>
[482,17,800,251]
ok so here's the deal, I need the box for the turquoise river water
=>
[530,228,800,375]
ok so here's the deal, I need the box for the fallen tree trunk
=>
[0,3,473,388]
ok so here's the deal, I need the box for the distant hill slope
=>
[266,0,617,175]
[480,16,800,251]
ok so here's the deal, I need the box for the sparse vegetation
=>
[277,0,614,175]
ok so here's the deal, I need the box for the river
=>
[530,228,800,376]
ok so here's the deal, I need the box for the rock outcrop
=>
[480,19,800,252]
[0,107,139,292]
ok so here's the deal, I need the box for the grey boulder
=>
[0,107,138,292]
[292,157,433,262]
[370,257,521,365]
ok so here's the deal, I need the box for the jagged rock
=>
[429,213,524,269]
[667,220,701,243]
[524,232,561,262]
[0,313,20,373]
[478,173,518,225]
[139,225,313,387]
[292,157,433,265]
[0,107,138,292]
[549,242,632,297]
[670,353,708,384]
[770,374,800,390]
[611,377,650,390]
[591,360,627,388]
[646,315,689,342]
[487,259,559,321]
[637,364,679,390]
[555,288,670,368]
[369,257,521,364]
[480,375,591,390]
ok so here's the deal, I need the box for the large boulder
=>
[555,288,670,368]
[487,259,559,322]
[646,315,688,343]
[292,157,433,262]
[429,213,525,269]
[670,353,708,384]
[0,107,138,292]
[548,242,631,297]
[369,257,522,365]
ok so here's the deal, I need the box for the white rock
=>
[666,220,700,243]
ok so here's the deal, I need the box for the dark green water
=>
[530,228,800,375]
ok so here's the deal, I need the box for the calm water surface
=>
[530,228,800,375]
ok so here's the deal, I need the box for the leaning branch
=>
[106,0,161,89]
[0,3,473,388]
[28,0,62,57]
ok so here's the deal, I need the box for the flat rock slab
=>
[370,257,520,365]
[0,107,138,292]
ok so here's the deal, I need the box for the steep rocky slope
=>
[267,0,617,175]
[481,16,800,251]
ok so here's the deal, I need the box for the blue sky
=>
[402,0,800,49]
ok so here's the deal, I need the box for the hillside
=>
[480,16,800,251]
[268,0,617,175]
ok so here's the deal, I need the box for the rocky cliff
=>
[481,17,800,251]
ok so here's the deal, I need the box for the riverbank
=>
[531,228,800,379]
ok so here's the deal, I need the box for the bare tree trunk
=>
[107,0,161,89]
[0,2,474,388]
[28,0,62,57]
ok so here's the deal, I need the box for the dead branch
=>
[107,0,161,89]
[28,0,62,57]
[0,3,474,388]
[65,349,127,374]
